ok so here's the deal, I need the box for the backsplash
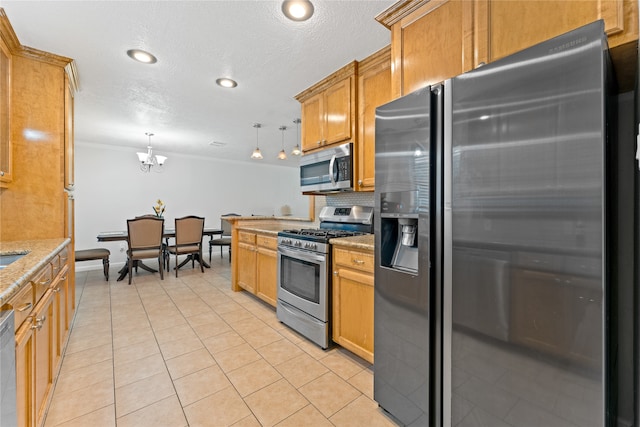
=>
[325,192,374,207]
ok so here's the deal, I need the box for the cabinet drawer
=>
[11,284,34,331]
[257,235,277,250]
[31,264,53,303]
[334,248,374,273]
[238,231,256,244]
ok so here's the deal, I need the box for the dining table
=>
[97,227,223,281]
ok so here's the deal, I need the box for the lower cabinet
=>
[256,235,278,307]
[332,246,374,363]
[11,243,72,427]
[237,231,257,294]
[236,231,278,307]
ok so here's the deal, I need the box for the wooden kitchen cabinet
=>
[0,30,11,186]
[377,0,638,97]
[476,0,638,66]
[256,235,278,306]
[9,243,71,427]
[332,246,375,363]
[510,269,602,370]
[295,61,357,153]
[236,231,279,307]
[237,231,257,294]
[376,0,474,98]
[356,46,392,191]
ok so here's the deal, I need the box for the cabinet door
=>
[33,290,55,424]
[479,0,637,65]
[323,78,352,146]
[357,47,391,191]
[256,247,277,307]
[301,93,323,152]
[237,241,257,293]
[332,267,374,363]
[391,0,473,97]
[64,75,74,190]
[0,36,11,185]
[15,321,35,427]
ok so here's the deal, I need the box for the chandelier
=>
[137,132,167,173]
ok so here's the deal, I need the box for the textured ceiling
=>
[2,0,395,167]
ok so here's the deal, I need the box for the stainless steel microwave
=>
[300,142,353,193]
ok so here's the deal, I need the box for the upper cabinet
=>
[295,61,357,153]
[476,0,638,65]
[356,46,392,192]
[377,0,638,97]
[0,17,12,186]
[0,8,78,240]
[377,0,475,98]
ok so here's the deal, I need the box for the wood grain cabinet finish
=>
[9,243,71,427]
[377,0,638,97]
[0,31,11,186]
[356,46,392,192]
[236,231,278,307]
[256,235,278,307]
[332,247,375,363]
[237,231,257,294]
[295,61,357,153]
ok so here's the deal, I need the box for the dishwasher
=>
[0,310,17,426]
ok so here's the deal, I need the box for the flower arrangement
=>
[153,199,165,217]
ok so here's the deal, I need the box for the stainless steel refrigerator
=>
[374,20,615,427]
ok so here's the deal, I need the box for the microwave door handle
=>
[329,155,337,186]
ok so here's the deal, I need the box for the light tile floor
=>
[43,255,400,427]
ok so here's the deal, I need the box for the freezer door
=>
[446,21,607,427]
[374,85,438,426]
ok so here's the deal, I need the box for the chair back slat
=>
[221,213,240,237]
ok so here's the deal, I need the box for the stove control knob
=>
[312,243,317,250]
[295,241,301,247]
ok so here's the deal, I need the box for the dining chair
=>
[209,213,240,262]
[126,216,165,285]
[166,215,205,277]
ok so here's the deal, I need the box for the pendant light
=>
[291,118,302,156]
[137,132,167,173]
[278,126,287,160]
[251,123,263,159]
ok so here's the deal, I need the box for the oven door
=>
[277,245,328,322]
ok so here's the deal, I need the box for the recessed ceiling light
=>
[216,78,237,88]
[126,49,157,64]
[282,0,314,21]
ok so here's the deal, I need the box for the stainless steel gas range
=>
[276,206,373,349]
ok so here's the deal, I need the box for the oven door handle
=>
[278,246,326,264]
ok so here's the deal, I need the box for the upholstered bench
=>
[75,248,110,281]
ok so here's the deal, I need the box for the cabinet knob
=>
[0,171,4,176]
[334,271,338,276]
[317,141,321,146]
[357,180,363,186]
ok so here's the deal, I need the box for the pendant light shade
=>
[251,123,263,159]
[291,118,302,156]
[278,126,287,160]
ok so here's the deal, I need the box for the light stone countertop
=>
[0,238,71,306]
[330,234,374,251]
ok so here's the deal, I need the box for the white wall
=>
[74,142,310,268]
